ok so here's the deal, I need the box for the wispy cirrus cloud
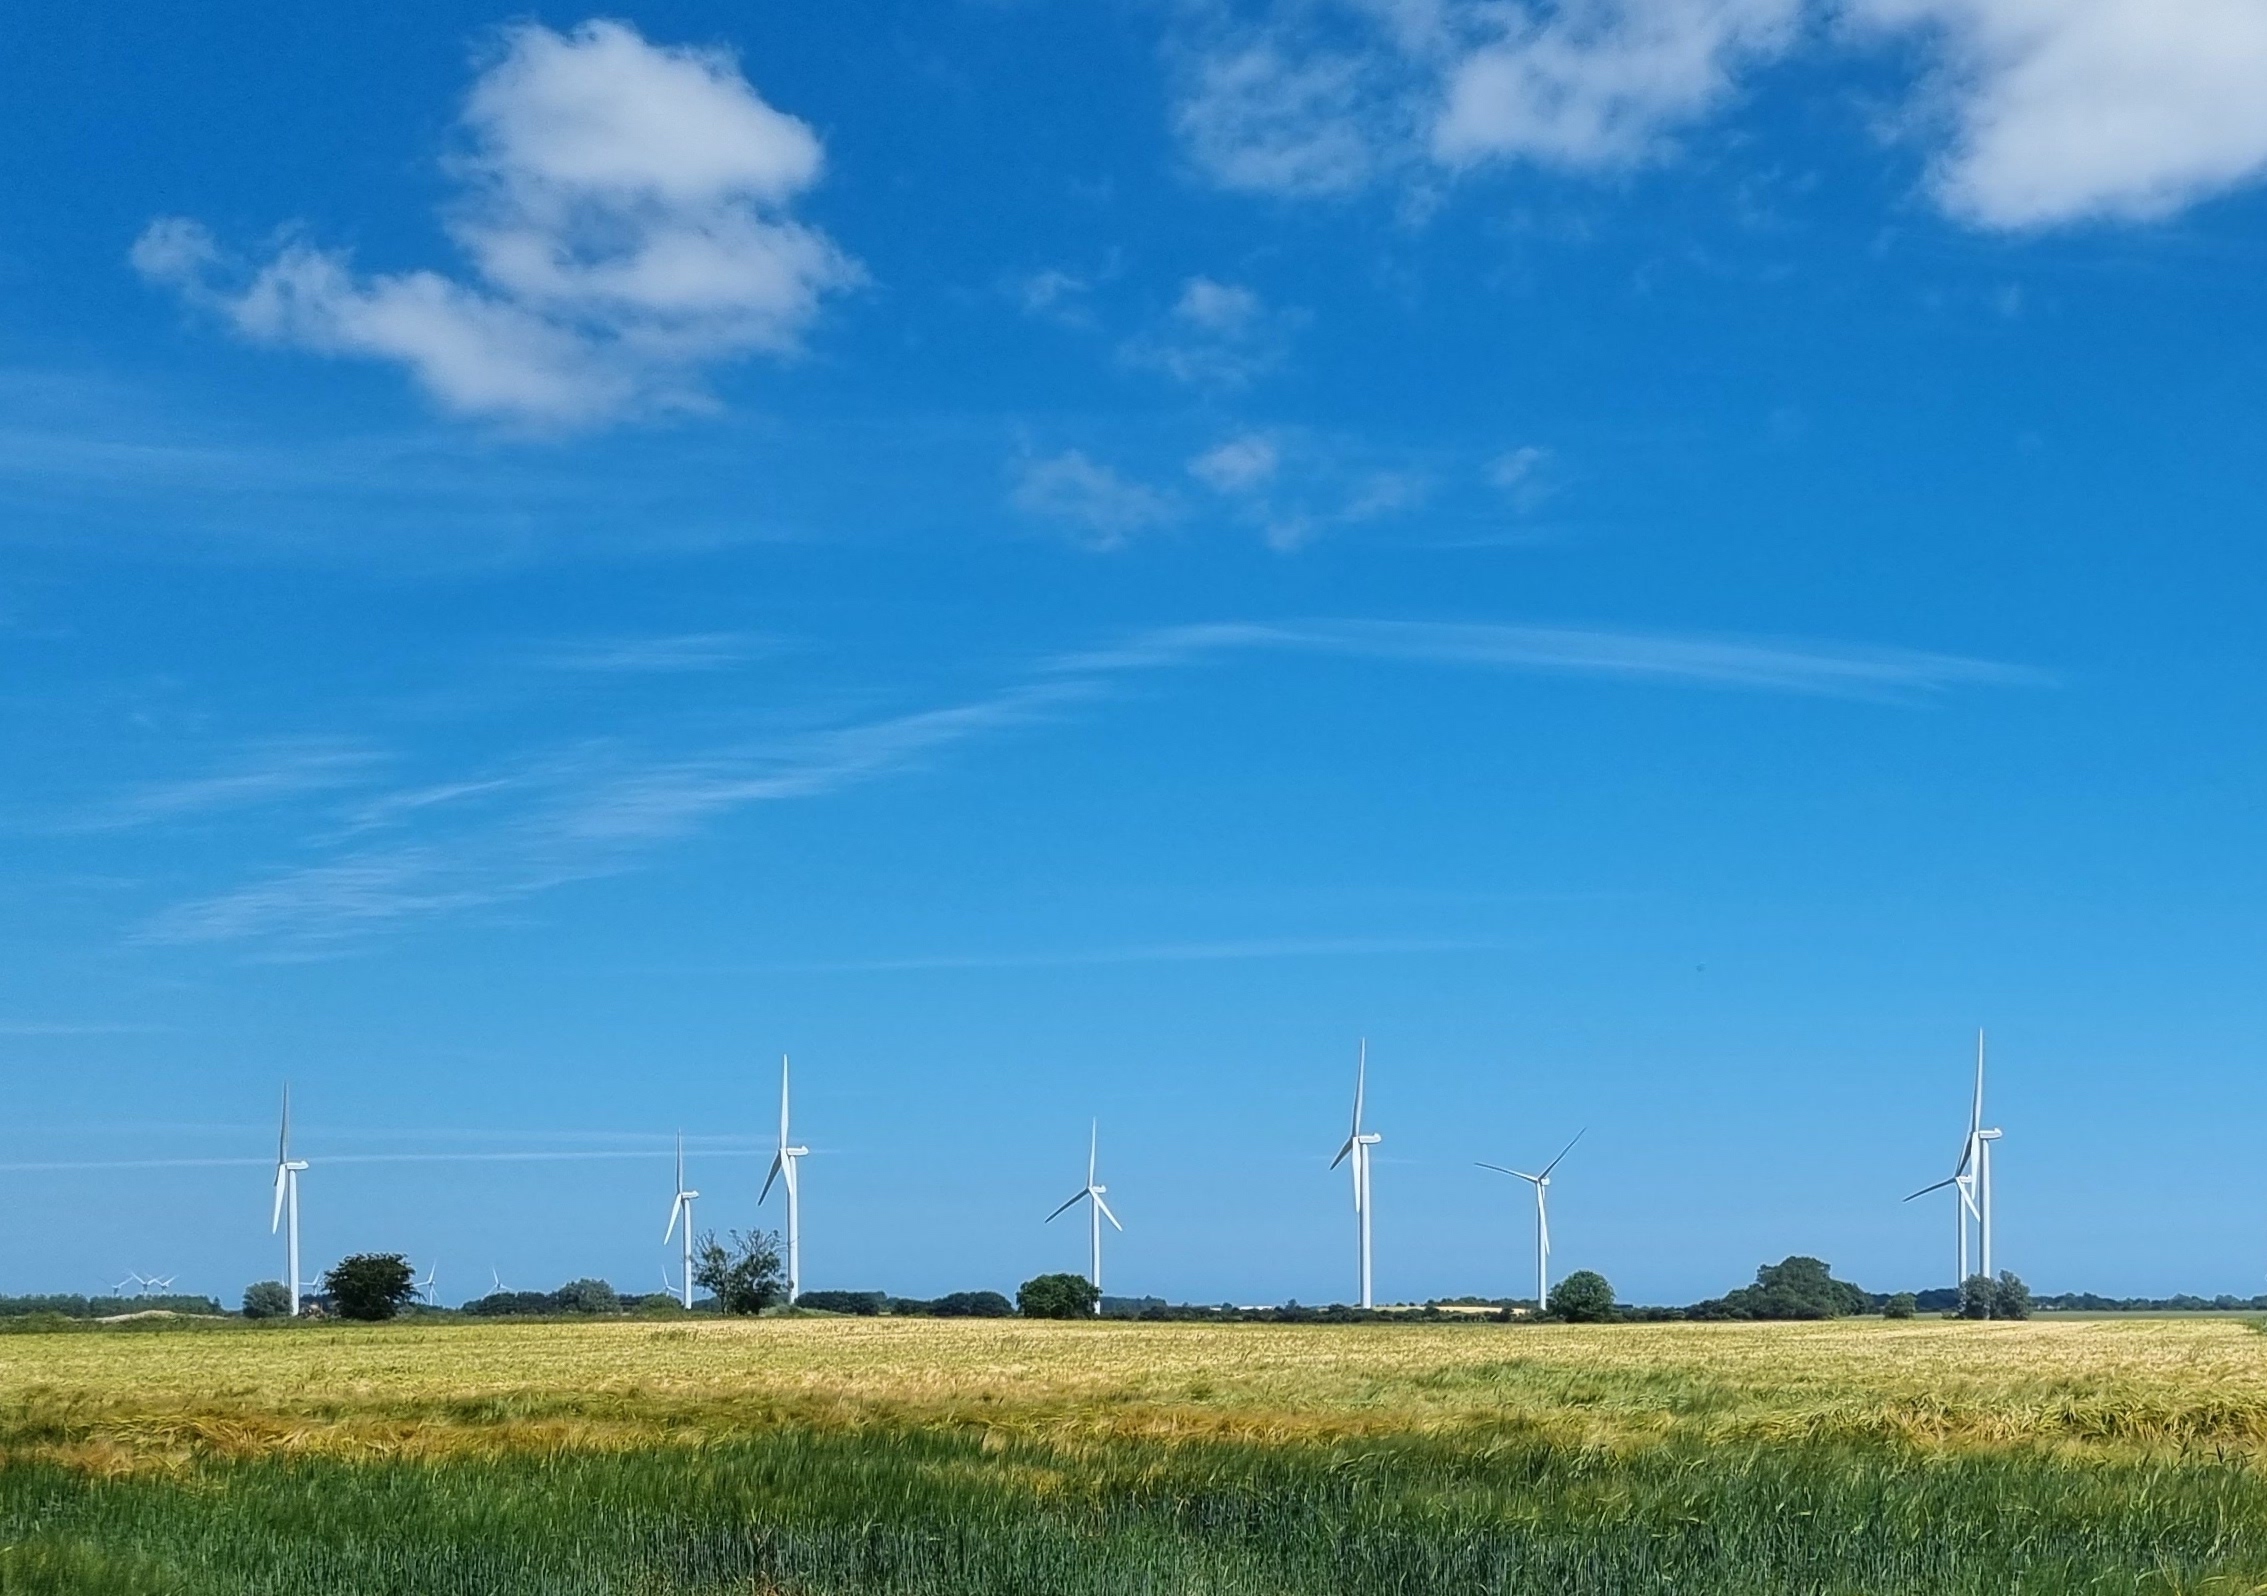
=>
[534,632,773,674]
[139,678,1092,949]
[1120,277,1301,388]
[1009,451,1181,550]
[1054,617,2049,698]
[123,616,2041,951]
[68,739,387,833]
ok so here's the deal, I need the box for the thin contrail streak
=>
[0,1148,767,1174]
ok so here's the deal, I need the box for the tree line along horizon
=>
[24,1233,2233,1327]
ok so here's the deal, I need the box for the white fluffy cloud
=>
[1855,0,2267,227]
[1175,0,2267,229]
[1175,0,1800,192]
[133,21,859,425]
[1434,0,1800,167]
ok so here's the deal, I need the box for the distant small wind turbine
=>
[663,1131,700,1310]
[112,1273,146,1295]
[146,1274,175,1293]
[759,1056,808,1305]
[416,1262,438,1307]
[1329,1041,1383,1310]
[1479,1130,1585,1310]
[270,1085,309,1317]
[1045,1120,1122,1312]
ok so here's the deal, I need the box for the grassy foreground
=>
[3,1316,2266,1592]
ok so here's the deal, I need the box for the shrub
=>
[1884,1292,1918,1320]
[796,1290,885,1316]
[633,1294,689,1318]
[1546,1271,1616,1323]
[694,1231,785,1316]
[462,1291,552,1318]
[321,1255,416,1322]
[241,1281,293,1320]
[930,1290,1014,1318]
[549,1279,621,1316]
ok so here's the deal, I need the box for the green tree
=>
[1713,1256,1869,1320]
[1992,1271,2032,1321]
[549,1278,621,1315]
[1883,1292,1918,1320]
[1547,1270,1616,1323]
[1958,1273,1996,1320]
[693,1230,784,1316]
[322,1254,416,1322]
[241,1280,292,1320]
[1017,1273,1100,1319]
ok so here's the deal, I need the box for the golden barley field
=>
[3,1313,2263,1468]
[6,1315,2267,1593]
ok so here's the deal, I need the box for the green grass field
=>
[4,1315,2266,1593]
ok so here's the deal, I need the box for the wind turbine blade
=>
[759,1152,784,1204]
[1539,1128,1587,1180]
[675,1132,684,1194]
[1352,1039,1367,1136]
[1904,1176,1958,1201]
[1972,1028,1986,1135]
[1088,1120,1097,1188]
[664,1195,682,1244]
[271,1167,288,1233]
[278,1083,290,1165]
[1095,1193,1123,1231]
[1330,1137,1355,1170]
[780,1054,792,1148]
[1046,1190,1087,1223]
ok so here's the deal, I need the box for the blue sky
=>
[5,0,2267,1308]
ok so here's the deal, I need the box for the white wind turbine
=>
[1045,1120,1122,1312]
[1479,1131,1585,1310]
[416,1262,438,1308]
[1906,1029,2003,1289]
[663,1131,700,1310]
[1329,1041,1383,1310]
[270,1085,309,1317]
[759,1055,809,1305]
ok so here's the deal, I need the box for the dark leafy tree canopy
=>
[1693,1257,1869,1321]
[1546,1270,1616,1323]
[1017,1274,1100,1319]
[241,1281,292,1320]
[321,1254,417,1322]
[549,1278,621,1315]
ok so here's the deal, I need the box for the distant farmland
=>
[4,1315,2266,1592]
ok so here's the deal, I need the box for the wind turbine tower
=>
[1479,1130,1585,1310]
[269,1085,309,1317]
[760,1055,809,1305]
[1905,1029,2004,1289]
[1329,1042,1383,1310]
[1046,1120,1122,1311]
[664,1132,700,1310]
